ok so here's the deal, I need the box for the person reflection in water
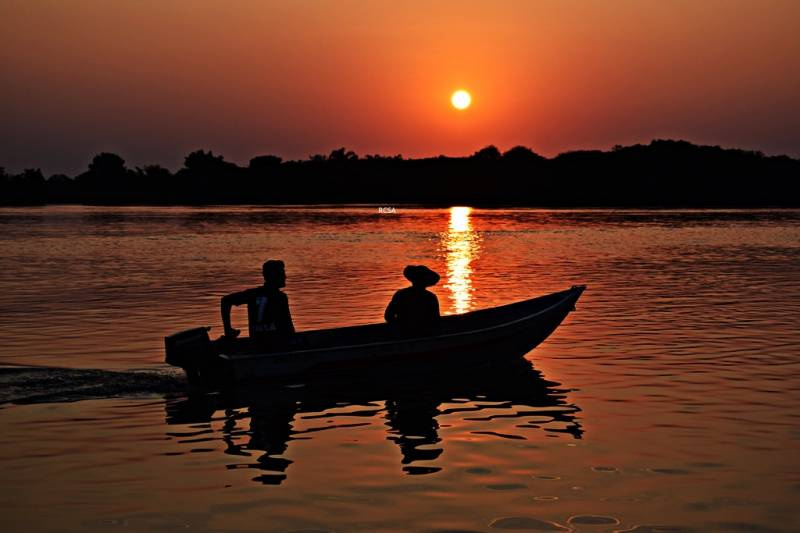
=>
[385,265,441,333]
[385,396,443,475]
[221,260,295,341]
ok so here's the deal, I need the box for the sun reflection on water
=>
[441,206,482,314]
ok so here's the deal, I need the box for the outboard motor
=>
[165,327,213,385]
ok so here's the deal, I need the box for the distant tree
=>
[365,154,402,161]
[129,165,172,201]
[184,150,230,172]
[328,147,358,162]
[249,155,283,172]
[137,165,172,181]
[20,168,45,184]
[1,168,46,204]
[472,145,501,161]
[3,139,799,206]
[181,150,240,182]
[47,173,71,184]
[45,173,74,200]
[503,145,545,163]
[88,152,127,178]
[176,150,244,202]
[73,152,131,198]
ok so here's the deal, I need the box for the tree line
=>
[2,140,798,206]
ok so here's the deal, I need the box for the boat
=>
[165,285,586,388]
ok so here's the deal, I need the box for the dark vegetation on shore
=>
[2,140,798,207]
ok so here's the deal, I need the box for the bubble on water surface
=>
[489,517,569,530]
[568,514,620,525]
[684,496,751,511]
[465,467,493,475]
[592,465,619,473]
[707,522,779,532]
[647,468,691,475]
[687,461,725,468]
[614,526,694,532]
[486,483,527,490]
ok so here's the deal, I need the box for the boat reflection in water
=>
[441,206,482,315]
[165,358,582,485]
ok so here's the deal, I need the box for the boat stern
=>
[164,326,212,369]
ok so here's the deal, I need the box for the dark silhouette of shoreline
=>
[2,139,798,207]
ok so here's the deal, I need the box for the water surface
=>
[0,206,798,532]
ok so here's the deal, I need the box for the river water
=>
[0,206,798,532]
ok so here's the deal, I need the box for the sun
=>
[451,89,471,110]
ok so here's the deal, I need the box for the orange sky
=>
[1,0,799,174]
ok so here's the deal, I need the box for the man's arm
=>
[221,290,249,337]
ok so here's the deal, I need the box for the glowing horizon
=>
[1,0,799,175]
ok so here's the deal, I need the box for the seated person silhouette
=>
[221,260,295,342]
[384,265,441,334]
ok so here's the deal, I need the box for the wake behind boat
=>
[165,285,586,388]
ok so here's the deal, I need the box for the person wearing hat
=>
[384,265,441,333]
[221,260,295,340]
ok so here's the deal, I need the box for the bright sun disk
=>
[451,90,471,110]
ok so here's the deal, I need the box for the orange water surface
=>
[0,206,798,532]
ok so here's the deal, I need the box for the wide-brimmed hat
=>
[403,265,440,287]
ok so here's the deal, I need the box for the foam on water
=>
[0,365,185,405]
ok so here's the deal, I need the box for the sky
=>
[1,0,799,175]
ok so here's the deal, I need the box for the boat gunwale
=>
[221,285,585,361]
